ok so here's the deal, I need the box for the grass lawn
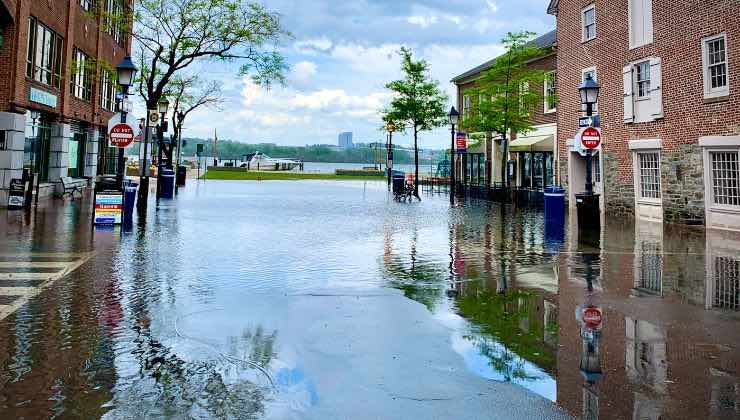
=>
[202,170,385,181]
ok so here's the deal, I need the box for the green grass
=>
[201,170,385,181]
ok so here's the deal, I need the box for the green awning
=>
[509,134,554,152]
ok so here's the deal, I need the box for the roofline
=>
[451,47,556,85]
[547,0,558,15]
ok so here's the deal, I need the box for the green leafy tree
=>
[460,32,546,187]
[383,47,448,198]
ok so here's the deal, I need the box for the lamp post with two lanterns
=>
[447,106,460,203]
[114,56,137,190]
[155,97,170,202]
[576,73,601,230]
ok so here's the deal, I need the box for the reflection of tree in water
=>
[455,285,557,377]
[110,324,277,419]
[382,255,449,311]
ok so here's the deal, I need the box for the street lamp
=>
[155,97,170,203]
[115,56,137,188]
[577,73,601,231]
[385,121,396,190]
[448,106,459,203]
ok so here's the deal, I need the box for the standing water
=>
[0,180,737,419]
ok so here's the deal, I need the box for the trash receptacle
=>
[159,168,175,199]
[575,193,600,230]
[392,171,405,195]
[544,186,566,221]
[123,182,137,228]
[176,165,187,186]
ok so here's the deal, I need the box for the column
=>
[49,122,71,193]
[84,127,99,179]
[0,112,27,206]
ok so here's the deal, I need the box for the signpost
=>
[581,127,601,150]
[456,132,467,153]
[109,123,135,148]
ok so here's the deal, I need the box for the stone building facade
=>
[452,30,558,194]
[547,0,740,231]
[0,0,131,205]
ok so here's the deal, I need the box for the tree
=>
[460,31,546,188]
[168,74,224,167]
[383,48,448,198]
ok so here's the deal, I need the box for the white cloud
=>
[407,15,438,28]
[487,1,499,13]
[290,61,318,87]
[294,38,334,54]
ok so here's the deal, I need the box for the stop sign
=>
[581,127,601,150]
[582,307,602,328]
[109,123,135,148]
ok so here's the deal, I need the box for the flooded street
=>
[0,180,738,419]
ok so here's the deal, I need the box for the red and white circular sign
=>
[109,123,135,148]
[582,307,603,328]
[581,127,601,150]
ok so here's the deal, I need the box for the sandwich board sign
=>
[94,191,123,225]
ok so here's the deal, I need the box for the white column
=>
[49,122,71,193]
[84,127,99,179]
[0,112,27,206]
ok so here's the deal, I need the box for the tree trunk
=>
[414,128,420,199]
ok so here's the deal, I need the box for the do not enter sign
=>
[581,127,601,150]
[109,123,135,148]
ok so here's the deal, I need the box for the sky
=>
[176,0,555,150]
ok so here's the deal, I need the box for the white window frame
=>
[582,4,596,42]
[635,60,651,100]
[71,48,91,101]
[462,95,471,118]
[634,150,662,204]
[707,149,740,210]
[80,0,94,11]
[582,67,598,113]
[701,33,730,99]
[544,71,557,114]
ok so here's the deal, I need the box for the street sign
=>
[456,132,467,153]
[109,123,135,148]
[582,306,603,328]
[581,127,601,150]
[148,109,160,125]
[578,115,600,128]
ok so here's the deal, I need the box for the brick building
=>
[0,0,131,205]
[452,30,558,199]
[548,0,740,231]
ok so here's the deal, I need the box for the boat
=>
[240,152,301,171]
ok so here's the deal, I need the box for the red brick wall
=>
[1,0,132,131]
[553,0,740,219]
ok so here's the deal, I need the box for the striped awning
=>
[509,134,554,152]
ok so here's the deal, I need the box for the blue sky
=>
[181,0,555,149]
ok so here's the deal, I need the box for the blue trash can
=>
[123,182,137,228]
[160,168,176,199]
[544,186,566,221]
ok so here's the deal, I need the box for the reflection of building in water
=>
[582,385,599,420]
[709,368,740,419]
[625,317,667,420]
[705,231,740,311]
[632,222,663,296]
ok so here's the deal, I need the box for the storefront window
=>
[518,152,554,191]
[68,132,87,177]
[24,111,51,182]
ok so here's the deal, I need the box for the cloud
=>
[290,61,318,87]
[294,38,334,54]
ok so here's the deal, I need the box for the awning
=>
[509,134,554,152]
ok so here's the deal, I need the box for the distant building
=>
[338,132,353,148]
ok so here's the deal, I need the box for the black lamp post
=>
[115,56,137,189]
[579,74,600,196]
[576,74,601,231]
[448,107,459,203]
[385,121,396,190]
[155,97,169,203]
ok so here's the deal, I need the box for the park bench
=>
[58,177,85,199]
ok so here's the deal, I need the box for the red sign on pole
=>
[582,307,603,328]
[456,132,467,152]
[581,127,601,150]
[109,123,135,148]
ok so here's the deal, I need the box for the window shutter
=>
[623,65,635,123]
[649,57,663,118]
[643,0,654,45]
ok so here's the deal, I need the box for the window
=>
[582,4,596,42]
[80,0,94,11]
[544,71,556,113]
[637,152,661,200]
[710,151,740,207]
[71,48,92,101]
[593,152,601,183]
[105,0,125,45]
[100,69,117,111]
[519,81,530,115]
[702,34,729,99]
[635,61,651,98]
[26,17,64,89]
[462,95,472,118]
[629,0,653,48]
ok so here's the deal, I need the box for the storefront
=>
[24,110,52,182]
[509,130,556,203]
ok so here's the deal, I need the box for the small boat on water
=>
[240,152,301,171]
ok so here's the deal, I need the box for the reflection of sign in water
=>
[582,306,603,328]
[94,192,123,225]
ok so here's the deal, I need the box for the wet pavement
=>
[0,180,738,419]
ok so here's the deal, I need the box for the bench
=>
[58,177,85,199]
